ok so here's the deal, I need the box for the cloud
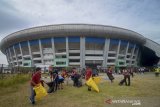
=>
[0,0,160,64]
[0,10,29,32]
[0,0,31,33]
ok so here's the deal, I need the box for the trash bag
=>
[107,73,114,80]
[119,79,125,86]
[86,78,99,92]
[33,83,48,101]
[77,81,82,87]
[46,81,56,93]
[92,77,102,84]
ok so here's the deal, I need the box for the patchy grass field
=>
[0,73,160,107]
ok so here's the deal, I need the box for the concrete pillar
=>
[5,50,10,65]
[19,43,23,56]
[103,38,110,67]
[9,48,14,67]
[51,38,55,65]
[13,46,18,66]
[66,37,69,66]
[116,40,121,65]
[28,41,33,66]
[39,39,44,65]
[135,48,140,66]
[19,43,24,63]
[130,44,136,66]
[80,37,85,68]
[125,42,129,66]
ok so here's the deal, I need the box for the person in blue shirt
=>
[58,74,64,89]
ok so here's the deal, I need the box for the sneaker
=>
[88,88,91,91]
[32,101,35,105]
[29,98,35,104]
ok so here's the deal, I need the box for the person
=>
[123,68,130,86]
[48,65,53,81]
[71,68,76,86]
[29,67,42,104]
[155,67,160,77]
[52,68,59,92]
[61,69,67,78]
[74,71,81,87]
[106,67,114,83]
[129,67,134,77]
[85,67,92,91]
[58,74,64,89]
[92,68,98,77]
[70,68,81,87]
[61,69,69,85]
[47,67,59,92]
[119,68,129,86]
[81,68,86,79]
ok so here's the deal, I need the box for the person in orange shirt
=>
[61,69,67,78]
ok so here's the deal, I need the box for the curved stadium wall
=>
[0,24,146,68]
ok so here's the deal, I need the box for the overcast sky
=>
[0,0,160,64]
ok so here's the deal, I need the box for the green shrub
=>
[0,74,30,88]
[13,67,34,73]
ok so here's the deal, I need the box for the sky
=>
[0,0,160,64]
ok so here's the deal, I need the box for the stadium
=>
[0,24,160,68]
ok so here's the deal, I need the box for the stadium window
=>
[56,62,66,65]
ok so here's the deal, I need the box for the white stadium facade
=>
[0,24,160,68]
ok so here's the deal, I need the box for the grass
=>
[0,74,30,88]
[0,74,30,95]
[0,73,160,107]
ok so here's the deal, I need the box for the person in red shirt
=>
[30,67,42,104]
[106,67,114,83]
[85,67,92,91]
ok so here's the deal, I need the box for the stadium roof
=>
[0,24,146,53]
